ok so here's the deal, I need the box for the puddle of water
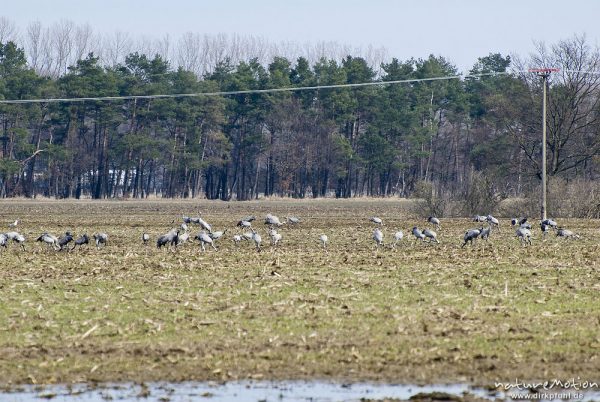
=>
[1,381,598,402]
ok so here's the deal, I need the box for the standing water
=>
[2,381,600,401]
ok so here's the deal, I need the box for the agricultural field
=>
[0,198,598,388]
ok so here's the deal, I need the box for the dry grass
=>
[0,199,599,386]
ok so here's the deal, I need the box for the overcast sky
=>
[3,0,600,72]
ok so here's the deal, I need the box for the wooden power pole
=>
[529,68,558,220]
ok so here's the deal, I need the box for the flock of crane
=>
[0,212,580,253]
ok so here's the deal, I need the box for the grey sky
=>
[3,0,599,72]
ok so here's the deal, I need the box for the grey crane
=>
[237,220,252,228]
[71,234,89,250]
[195,231,217,252]
[373,228,384,247]
[540,222,551,238]
[370,216,383,225]
[511,217,528,226]
[37,233,60,250]
[93,233,108,249]
[392,231,404,249]
[251,229,262,251]
[157,228,179,249]
[556,228,579,239]
[486,215,500,232]
[182,215,192,224]
[412,227,426,241]
[177,231,190,245]
[209,229,227,241]
[265,214,284,227]
[319,234,328,250]
[479,226,491,241]
[286,216,301,224]
[58,232,74,250]
[461,228,481,248]
[427,216,441,230]
[268,228,282,246]
[0,233,7,249]
[233,234,243,245]
[5,231,25,250]
[423,228,439,243]
[197,217,212,232]
[515,227,532,246]
[542,218,558,229]
[473,215,487,222]
[142,232,150,244]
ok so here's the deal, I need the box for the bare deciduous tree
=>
[517,35,600,178]
[0,16,19,44]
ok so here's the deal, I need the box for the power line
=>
[0,71,512,105]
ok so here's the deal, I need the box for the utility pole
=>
[529,68,558,220]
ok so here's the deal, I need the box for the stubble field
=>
[0,198,598,388]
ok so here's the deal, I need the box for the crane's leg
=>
[211,243,217,251]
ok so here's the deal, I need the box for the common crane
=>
[269,228,282,246]
[479,226,491,241]
[556,228,579,239]
[71,234,89,250]
[251,229,262,251]
[177,231,190,245]
[195,231,217,252]
[392,231,404,248]
[37,233,59,250]
[58,232,74,250]
[209,229,227,241]
[197,217,212,232]
[486,215,500,232]
[461,228,481,248]
[423,228,439,243]
[427,216,441,230]
[265,214,284,227]
[412,227,426,241]
[511,217,528,226]
[237,220,252,228]
[93,233,108,249]
[540,222,551,238]
[370,217,383,225]
[157,229,179,249]
[5,231,25,250]
[373,228,384,247]
[319,234,328,250]
[515,227,532,246]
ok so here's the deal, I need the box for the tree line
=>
[1,34,600,207]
